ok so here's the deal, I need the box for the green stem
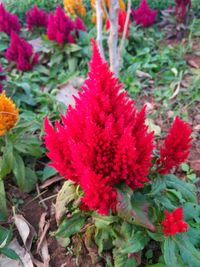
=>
[0,179,7,217]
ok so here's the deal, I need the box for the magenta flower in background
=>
[132,0,157,27]
[0,3,21,35]
[47,5,75,44]
[106,10,131,37]
[75,17,86,32]
[175,0,192,22]
[5,32,38,71]
[26,5,48,31]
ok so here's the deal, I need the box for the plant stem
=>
[108,0,119,76]
[0,179,7,217]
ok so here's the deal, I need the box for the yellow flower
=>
[91,0,125,23]
[0,91,19,136]
[63,0,86,17]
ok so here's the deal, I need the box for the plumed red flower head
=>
[47,5,75,44]
[5,32,38,71]
[26,5,48,31]
[162,207,188,236]
[132,0,157,28]
[106,10,131,37]
[44,40,154,215]
[157,116,192,175]
[75,17,86,32]
[0,3,21,35]
[175,0,192,22]
[0,66,6,93]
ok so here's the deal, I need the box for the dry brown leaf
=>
[40,176,63,189]
[36,213,50,267]
[13,214,36,252]
[0,238,33,267]
[55,180,77,224]
[187,59,200,69]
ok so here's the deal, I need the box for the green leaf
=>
[0,226,12,248]
[41,166,57,182]
[121,231,148,254]
[0,180,7,216]
[94,214,118,229]
[23,167,38,193]
[149,176,166,196]
[56,213,85,238]
[147,231,165,242]
[0,247,20,260]
[147,264,167,267]
[0,143,14,179]
[113,248,137,267]
[95,228,113,253]
[181,163,189,172]
[165,175,197,203]
[164,238,179,267]
[175,234,200,266]
[187,173,196,181]
[12,153,26,191]
[117,190,156,231]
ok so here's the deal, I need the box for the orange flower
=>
[91,0,125,23]
[0,91,19,136]
[63,0,86,17]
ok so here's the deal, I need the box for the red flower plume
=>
[0,3,21,35]
[132,0,157,28]
[5,32,38,71]
[157,117,192,175]
[44,40,153,215]
[47,5,75,44]
[26,5,48,31]
[162,207,188,236]
[106,10,131,37]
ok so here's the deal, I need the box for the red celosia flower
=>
[132,0,157,28]
[0,4,21,35]
[75,17,86,32]
[44,40,154,215]
[157,117,192,175]
[162,207,188,236]
[175,0,191,22]
[106,10,131,37]
[5,32,38,71]
[0,66,6,93]
[47,5,75,44]
[26,5,48,31]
